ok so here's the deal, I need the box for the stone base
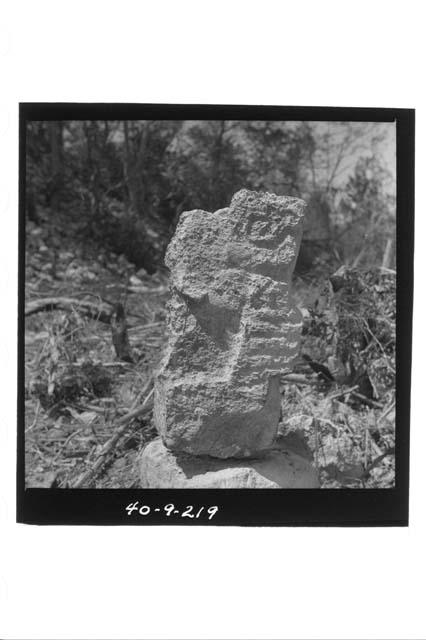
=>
[139,437,319,488]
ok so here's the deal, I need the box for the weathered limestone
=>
[155,189,306,458]
[139,189,319,488]
[140,437,318,489]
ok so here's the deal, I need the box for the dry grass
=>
[24,226,166,488]
[24,222,395,488]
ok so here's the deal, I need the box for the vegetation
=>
[24,119,396,488]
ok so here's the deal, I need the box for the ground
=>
[24,215,395,488]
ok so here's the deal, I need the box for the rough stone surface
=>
[154,189,306,458]
[139,437,319,488]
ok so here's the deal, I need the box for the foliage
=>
[338,156,396,267]
[25,120,395,273]
[284,266,396,488]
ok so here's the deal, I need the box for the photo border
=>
[17,104,414,526]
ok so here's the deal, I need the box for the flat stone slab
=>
[139,437,319,488]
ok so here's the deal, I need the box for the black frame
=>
[17,104,414,526]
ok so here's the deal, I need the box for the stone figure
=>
[140,189,319,488]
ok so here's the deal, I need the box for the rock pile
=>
[139,189,319,488]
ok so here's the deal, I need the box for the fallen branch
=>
[329,384,383,409]
[328,384,360,401]
[351,391,383,409]
[280,373,317,385]
[71,391,154,488]
[282,374,385,410]
[25,297,112,324]
[128,285,168,295]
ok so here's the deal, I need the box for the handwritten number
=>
[139,504,150,516]
[207,506,219,520]
[164,503,175,517]
[126,502,219,519]
[125,501,139,516]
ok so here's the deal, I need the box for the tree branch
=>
[25,297,112,324]
[71,392,154,488]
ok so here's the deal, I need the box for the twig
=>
[71,392,154,488]
[128,322,164,332]
[101,362,135,368]
[377,400,396,425]
[25,297,112,324]
[127,286,168,295]
[328,384,383,409]
[129,378,154,413]
[25,400,41,433]
[115,389,154,427]
[280,373,317,385]
[362,446,395,479]
[285,413,313,423]
[70,402,106,415]
[362,319,396,374]
[53,429,83,462]
[328,384,359,401]
[351,391,383,409]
